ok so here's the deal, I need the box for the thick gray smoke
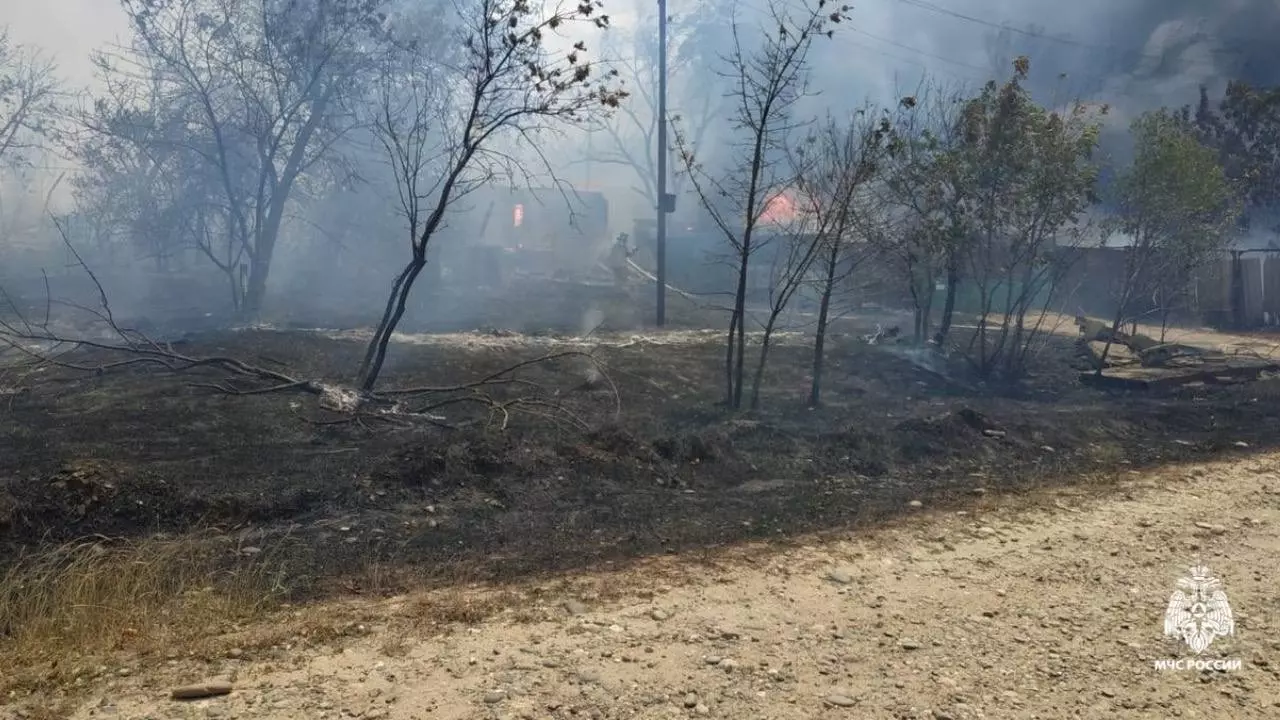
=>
[811,0,1280,117]
[1090,0,1280,121]
[792,0,1280,200]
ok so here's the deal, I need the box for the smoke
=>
[6,0,1280,330]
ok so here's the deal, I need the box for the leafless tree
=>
[579,0,725,205]
[87,0,386,317]
[676,0,846,410]
[367,26,451,287]
[793,106,895,406]
[0,26,62,170]
[353,0,627,392]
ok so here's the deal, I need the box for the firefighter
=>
[608,232,636,286]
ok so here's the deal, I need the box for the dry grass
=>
[405,588,524,626]
[0,531,291,696]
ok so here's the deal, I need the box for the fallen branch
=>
[0,217,621,431]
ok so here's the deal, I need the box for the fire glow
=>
[760,193,797,224]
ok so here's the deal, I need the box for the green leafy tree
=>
[954,58,1105,377]
[872,84,966,345]
[1191,82,1280,238]
[877,59,1103,377]
[1099,109,1240,370]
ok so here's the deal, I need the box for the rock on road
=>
[74,453,1280,719]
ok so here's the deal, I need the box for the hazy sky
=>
[0,0,1269,198]
[1,0,128,89]
[0,0,1118,94]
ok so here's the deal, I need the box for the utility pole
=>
[655,0,670,326]
[584,127,593,189]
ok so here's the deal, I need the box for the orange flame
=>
[760,193,796,224]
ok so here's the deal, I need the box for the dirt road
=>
[69,453,1280,720]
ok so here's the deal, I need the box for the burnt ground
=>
[3,315,1280,598]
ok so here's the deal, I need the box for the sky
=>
[1,0,128,89]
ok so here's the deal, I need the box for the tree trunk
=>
[724,305,739,406]
[749,315,778,410]
[809,242,840,407]
[357,258,425,392]
[906,261,927,343]
[917,271,934,344]
[934,256,960,345]
[239,95,330,321]
[358,141,477,392]
[241,252,273,320]
[729,244,751,409]
[1096,249,1142,376]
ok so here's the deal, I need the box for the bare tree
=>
[0,26,62,170]
[745,192,822,410]
[353,0,626,392]
[676,0,846,410]
[580,0,726,205]
[793,106,895,406]
[367,25,451,289]
[87,0,385,318]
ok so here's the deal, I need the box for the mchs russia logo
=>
[1155,565,1241,671]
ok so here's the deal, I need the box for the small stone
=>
[683,693,698,708]
[899,639,922,650]
[649,608,669,621]
[171,682,233,700]
[563,599,588,615]
[693,703,710,715]
[483,691,505,704]
[825,693,857,707]
[826,568,854,584]
[908,500,923,508]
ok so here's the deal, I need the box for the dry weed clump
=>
[0,531,290,694]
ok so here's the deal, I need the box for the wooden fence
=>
[1062,246,1280,330]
